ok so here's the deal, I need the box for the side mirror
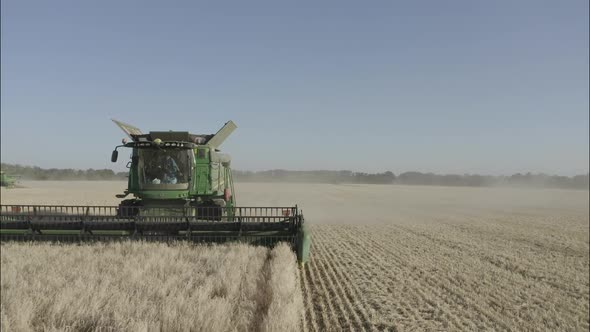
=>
[111,150,118,162]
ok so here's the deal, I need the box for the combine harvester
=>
[0,172,19,188]
[0,120,311,264]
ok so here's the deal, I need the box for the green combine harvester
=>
[0,119,311,264]
[0,172,18,188]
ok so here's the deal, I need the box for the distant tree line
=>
[234,170,589,189]
[233,170,396,184]
[0,163,127,181]
[1,163,588,189]
[395,171,589,190]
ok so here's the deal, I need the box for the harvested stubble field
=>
[1,181,589,331]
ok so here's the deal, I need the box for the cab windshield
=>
[139,149,193,189]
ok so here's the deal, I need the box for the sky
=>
[1,1,588,175]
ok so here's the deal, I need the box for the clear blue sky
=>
[1,1,588,175]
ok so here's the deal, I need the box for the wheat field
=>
[1,181,589,331]
[1,242,302,332]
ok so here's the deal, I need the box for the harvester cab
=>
[111,119,237,212]
[0,120,311,265]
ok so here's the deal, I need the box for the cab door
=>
[193,148,210,195]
